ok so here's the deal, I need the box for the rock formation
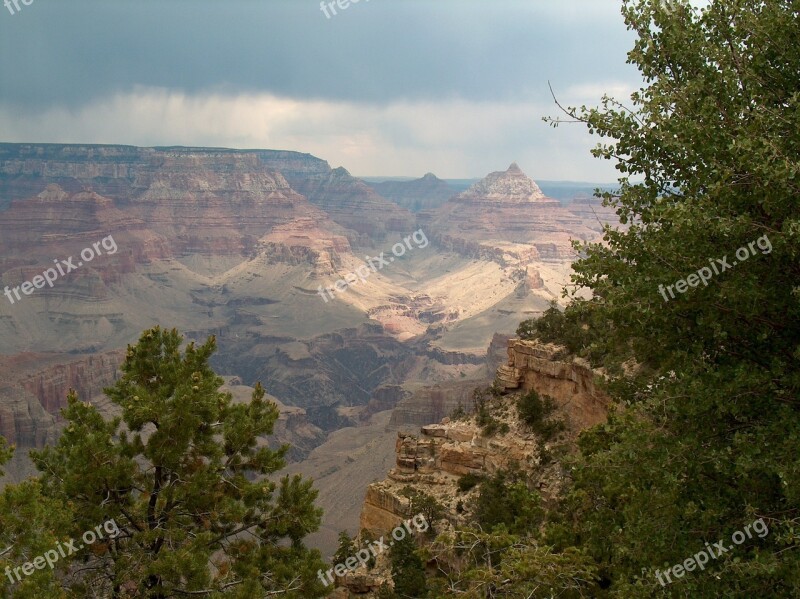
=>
[496,338,609,430]
[424,163,605,266]
[350,338,609,595]
[365,173,455,213]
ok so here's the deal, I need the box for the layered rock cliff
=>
[282,166,416,245]
[496,339,609,430]
[340,338,609,595]
[0,350,125,481]
[424,163,604,266]
[0,143,394,256]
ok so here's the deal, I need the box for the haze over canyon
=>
[0,142,619,552]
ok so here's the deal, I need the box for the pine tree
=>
[332,530,355,568]
[28,326,328,598]
[389,534,427,598]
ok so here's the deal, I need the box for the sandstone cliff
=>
[336,338,610,596]
[361,338,608,534]
[496,338,609,431]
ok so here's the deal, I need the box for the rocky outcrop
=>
[360,337,610,539]
[365,173,455,213]
[359,419,544,538]
[496,339,609,431]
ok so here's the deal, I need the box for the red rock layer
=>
[426,163,605,264]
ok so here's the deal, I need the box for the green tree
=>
[425,527,599,598]
[541,0,800,596]
[30,326,328,598]
[332,530,355,567]
[516,390,565,441]
[389,534,427,598]
[400,488,445,535]
[0,478,74,599]
[1,423,78,599]
[474,470,543,536]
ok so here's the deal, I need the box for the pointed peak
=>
[455,163,546,203]
[331,166,351,177]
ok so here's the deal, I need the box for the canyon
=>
[0,142,619,556]
[328,338,610,597]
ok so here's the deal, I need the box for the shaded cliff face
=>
[366,173,455,213]
[282,166,416,245]
[0,350,125,481]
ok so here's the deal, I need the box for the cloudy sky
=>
[0,0,644,181]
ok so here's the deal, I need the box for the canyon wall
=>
[359,338,609,537]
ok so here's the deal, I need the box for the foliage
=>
[426,527,599,598]
[449,402,468,421]
[516,299,587,353]
[333,530,355,568]
[536,0,800,596]
[473,386,508,437]
[457,473,485,493]
[26,326,328,598]
[375,582,396,598]
[359,530,378,569]
[389,534,427,598]
[0,479,74,599]
[516,390,565,441]
[474,469,543,536]
[0,436,11,477]
[400,487,445,535]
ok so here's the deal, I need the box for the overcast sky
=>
[0,0,644,181]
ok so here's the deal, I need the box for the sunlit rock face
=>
[425,162,606,265]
